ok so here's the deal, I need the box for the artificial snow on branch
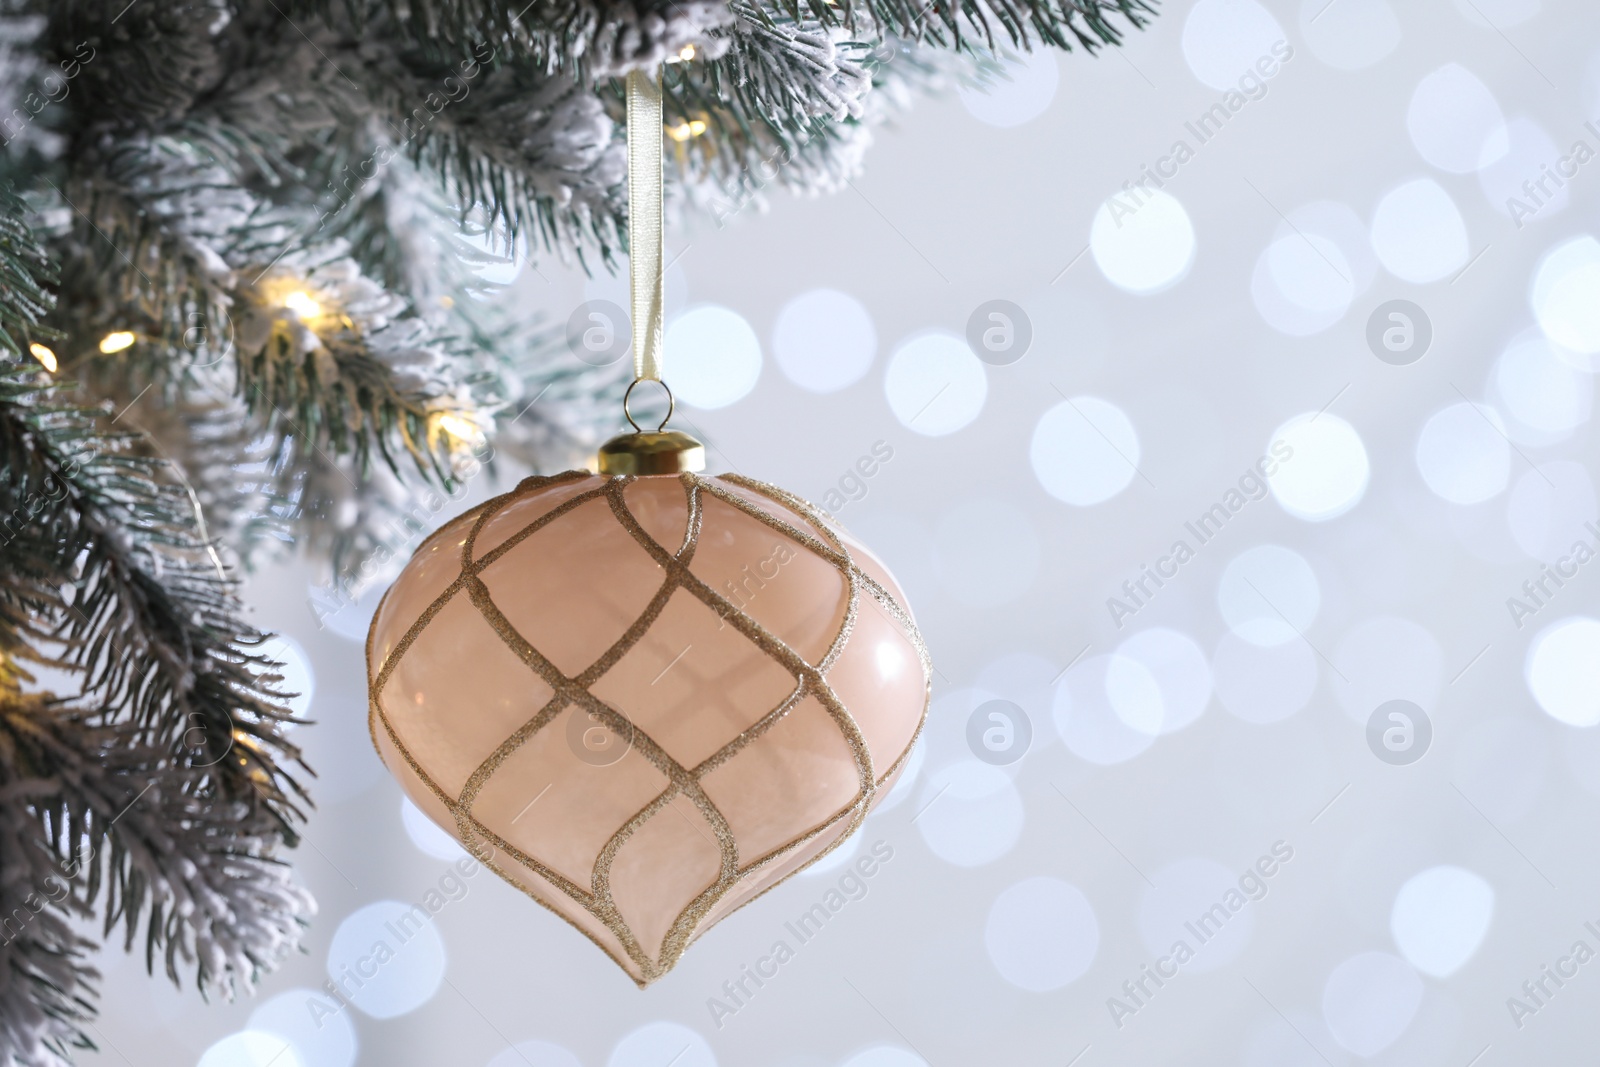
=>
[0,190,313,1062]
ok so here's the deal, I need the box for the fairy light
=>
[27,343,56,372]
[666,119,708,142]
[99,331,137,354]
[283,290,323,319]
[678,44,696,62]
[429,410,486,451]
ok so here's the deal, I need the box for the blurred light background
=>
[93,0,1600,1063]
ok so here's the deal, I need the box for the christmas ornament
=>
[366,69,930,985]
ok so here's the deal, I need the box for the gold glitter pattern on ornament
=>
[367,471,931,985]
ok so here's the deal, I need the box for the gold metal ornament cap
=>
[597,429,706,476]
[600,378,704,475]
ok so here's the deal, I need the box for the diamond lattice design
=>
[368,471,930,984]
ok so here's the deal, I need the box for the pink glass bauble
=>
[367,470,930,985]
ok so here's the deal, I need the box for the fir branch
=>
[81,369,292,569]
[326,154,504,315]
[41,132,275,374]
[29,2,226,135]
[0,703,98,1065]
[286,446,467,595]
[233,247,470,483]
[0,189,308,838]
[0,189,313,1057]
[698,2,875,128]
[766,0,1158,52]
[0,363,309,834]
[0,693,314,1052]
[0,182,55,364]
[661,31,1000,222]
[37,142,476,494]
[0,10,65,169]
[306,24,629,265]
[301,0,736,80]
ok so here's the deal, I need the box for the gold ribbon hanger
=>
[597,68,704,476]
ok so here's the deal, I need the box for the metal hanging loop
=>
[622,378,676,434]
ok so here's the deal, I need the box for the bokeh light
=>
[1479,117,1565,219]
[960,51,1059,128]
[1492,335,1592,440]
[1332,618,1444,724]
[248,989,357,1067]
[608,1022,716,1067]
[1054,655,1160,763]
[400,797,469,861]
[1370,178,1470,283]
[1301,0,1400,70]
[914,760,1025,866]
[1030,396,1142,506]
[1217,545,1322,647]
[326,901,447,1019]
[1090,190,1196,294]
[1505,462,1597,561]
[1321,952,1424,1057]
[198,1032,304,1067]
[666,305,763,409]
[772,289,877,393]
[1113,628,1213,735]
[1415,402,1512,504]
[1181,0,1287,91]
[1526,617,1600,726]
[985,877,1100,990]
[1266,414,1370,520]
[884,332,987,435]
[1406,63,1506,174]
[1389,866,1495,978]
[1531,235,1600,361]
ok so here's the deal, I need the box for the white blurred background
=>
[93,0,1600,1063]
